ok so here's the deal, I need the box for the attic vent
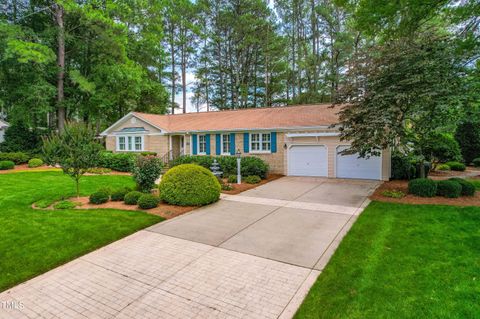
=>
[119,127,147,133]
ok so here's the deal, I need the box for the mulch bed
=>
[0,164,61,174]
[221,174,284,195]
[34,197,195,220]
[371,179,480,207]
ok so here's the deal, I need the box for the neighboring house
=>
[101,104,391,180]
[0,119,9,144]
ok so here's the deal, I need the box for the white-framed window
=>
[116,135,143,152]
[198,134,207,154]
[221,134,230,154]
[250,133,271,152]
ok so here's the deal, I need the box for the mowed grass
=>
[295,201,480,319]
[0,171,163,292]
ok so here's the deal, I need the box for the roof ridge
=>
[134,103,335,118]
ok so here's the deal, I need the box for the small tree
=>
[455,120,480,164]
[132,156,163,192]
[42,123,101,197]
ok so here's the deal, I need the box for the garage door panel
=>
[336,146,381,180]
[288,145,327,177]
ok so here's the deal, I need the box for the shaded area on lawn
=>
[0,171,163,292]
[295,201,480,318]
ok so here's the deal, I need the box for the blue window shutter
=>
[230,133,236,155]
[271,132,277,153]
[243,133,249,153]
[206,134,211,155]
[192,134,197,155]
[216,134,221,155]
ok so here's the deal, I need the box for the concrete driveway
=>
[149,177,379,269]
[1,177,379,319]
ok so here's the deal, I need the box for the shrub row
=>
[408,178,475,198]
[97,152,138,172]
[169,155,269,179]
[89,188,161,209]
[0,152,30,164]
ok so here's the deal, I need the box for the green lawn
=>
[0,171,163,292]
[295,201,480,318]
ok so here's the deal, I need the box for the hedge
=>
[449,178,476,196]
[408,178,437,197]
[159,164,221,206]
[170,155,269,178]
[444,161,466,171]
[436,180,462,198]
[0,152,30,164]
[98,152,138,172]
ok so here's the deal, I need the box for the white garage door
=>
[288,145,328,177]
[336,146,381,180]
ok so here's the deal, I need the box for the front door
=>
[179,136,185,155]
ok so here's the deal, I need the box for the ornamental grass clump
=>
[159,164,221,206]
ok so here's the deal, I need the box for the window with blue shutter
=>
[271,132,277,153]
[205,134,211,155]
[243,133,249,153]
[215,134,221,155]
[192,134,197,155]
[230,133,236,155]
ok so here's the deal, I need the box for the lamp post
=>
[236,149,241,184]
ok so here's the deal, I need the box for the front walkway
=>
[0,177,379,319]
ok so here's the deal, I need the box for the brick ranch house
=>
[101,104,391,180]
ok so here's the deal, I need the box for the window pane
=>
[262,133,271,142]
[252,142,259,151]
[262,142,271,150]
[135,136,142,150]
[251,134,259,142]
[119,137,125,150]
[222,135,230,153]
[128,136,133,151]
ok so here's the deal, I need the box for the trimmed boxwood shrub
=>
[137,194,160,209]
[160,164,221,206]
[436,164,450,171]
[445,161,466,171]
[124,191,143,205]
[240,157,269,179]
[89,191,110,204]
[0,160,15,170]
[0,152,29,164]
[408,178,437,197]
[98,152,138,172]
[28,158,44,168]
[473,158,480,167]
[436,180,462,198]
[245,175,261,184]
[111,187,132,201]
[449,178,476,196]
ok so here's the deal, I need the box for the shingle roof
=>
[132,104,341,133]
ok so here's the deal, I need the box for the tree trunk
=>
[55,4,66,132]
[181,42,187,113]
[170,23,176,114]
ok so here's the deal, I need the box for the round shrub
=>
[436,164,450,171]
[436,180,462,198]
[449,178,476,196]
[240,157,269,179]
[137,194,160,209]
[111,187,132,201]
[124,191,143,205]
[0,160,15,170]
[89,191,109,204]
[159,164,221,206]
[445,161,466,171]
[472,158,480,167]
[245,175,261,184]
[28,158,44,168]
[408,178,437,197]
[228,175,237,183]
